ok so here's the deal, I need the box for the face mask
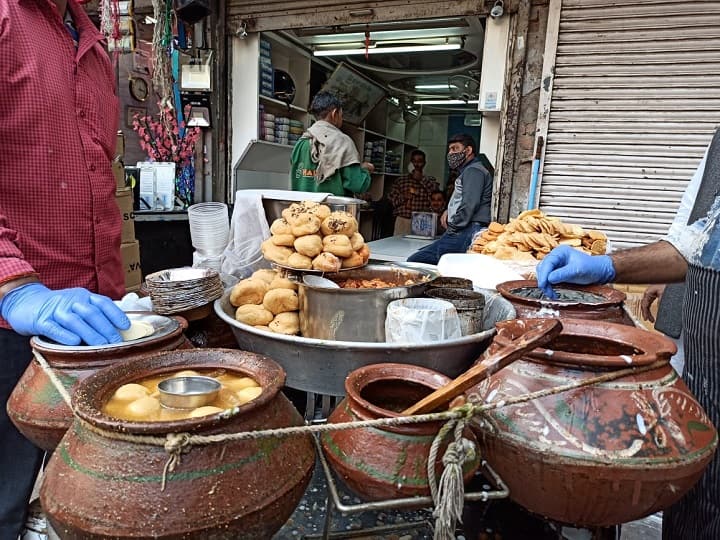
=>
[447,150,466,170]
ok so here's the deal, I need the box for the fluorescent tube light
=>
[413,99,480,105]
[314,43,461,57]
[414,84,456,90]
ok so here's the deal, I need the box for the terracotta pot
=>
[322,363,480,501]
[469,319,718,527]
[497,280,629,324]
[7,313,189,451]
[40,348,315,540]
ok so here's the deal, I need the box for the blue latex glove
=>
[0,283,130,346]
[536,245,616,299]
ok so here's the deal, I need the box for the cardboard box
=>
[115,188,136,243]
[112,159,126,190]
[115,130,125,160]
[121,240,142,291]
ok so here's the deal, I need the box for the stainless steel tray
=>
[214,289,516,396]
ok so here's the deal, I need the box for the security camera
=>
[490,0,504,18]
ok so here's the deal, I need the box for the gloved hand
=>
[536,245,616,299]
[0,283,130,346]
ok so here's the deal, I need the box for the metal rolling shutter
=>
[539,0,720,249]
[227,0,486,33]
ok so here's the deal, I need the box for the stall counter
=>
[366,235,434,262]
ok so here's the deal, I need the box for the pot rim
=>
[298,262,440,292]
[72,348,286,435]
[494,318,677,368]
[344,363,451,425]
[497,280,626,308]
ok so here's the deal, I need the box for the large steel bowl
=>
[262,195,367,223]
[215,288,516,396]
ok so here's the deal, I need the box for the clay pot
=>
[322,363,480,501]
[497,280,629,324]
[7,313,189,451]
[40,348,315,539]
[469,319,718,527]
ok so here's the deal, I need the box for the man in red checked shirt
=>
[0,0,131,536]
[388,149,439,235]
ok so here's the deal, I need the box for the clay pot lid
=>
[31,312,183,354]
[345,363,450,420]
[72,348,286,435]
[494,318,676,369]
[497,280,626,308]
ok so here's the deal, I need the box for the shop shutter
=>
[538,0,720,249]
[227,0,486,33]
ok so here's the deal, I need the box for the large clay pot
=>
[497,280,629,324]
[469,319,718,527]
[7,313,189,451]
[41,348,315,539]
[322,363,481,501]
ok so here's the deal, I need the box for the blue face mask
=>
[447,150,466,170]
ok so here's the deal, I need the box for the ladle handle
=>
[401,318,563,416]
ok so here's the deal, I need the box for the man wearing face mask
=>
[407,134,492,265]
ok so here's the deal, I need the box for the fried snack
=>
[321,211,358,237]
[357,244,370,263]
[261,239,293,265]
[287,252,313,270]
[488,222,504,234]
[290,213,321,236]
[270,218,292,236]
[304,202,331,221]
[269,275,297,291]
[294,234,323,258]
[269,311,300,335]
[322,234,354,258]
[263,288,299,315]
[312,252,341,272]
[270,233,296,247]
[230,278,268,306]
[251,269,278,284]
[342,251,364,268]
[349,232,365,251]
[235,304,274,326]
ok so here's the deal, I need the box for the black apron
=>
[662,264,720,539]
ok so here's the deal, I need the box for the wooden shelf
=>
[260,94,307,114]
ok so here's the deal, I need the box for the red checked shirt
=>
[0,0,125,328]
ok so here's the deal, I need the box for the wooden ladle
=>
[401,318,563,416]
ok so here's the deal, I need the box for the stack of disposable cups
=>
[188,202,230,272]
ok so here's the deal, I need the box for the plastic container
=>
[426,288,485,336]
[385,298,462,344]
[188,202,230,256]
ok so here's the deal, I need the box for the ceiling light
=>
[413,99,480,105]
[414,84,457,90]
[313,43,461,57]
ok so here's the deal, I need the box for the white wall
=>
[416,115,450,187]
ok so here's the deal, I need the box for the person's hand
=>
[0,283,130,346]
[640,284,666,323]
[440,210,448,228]
[536,245,616,299]
[361,162,375,173]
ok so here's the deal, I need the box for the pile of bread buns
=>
[262,201,370,272]
[469,209,608,262]
[229,268,300,335]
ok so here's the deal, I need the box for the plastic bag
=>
[385,298,462,344]
[221,191,273,279]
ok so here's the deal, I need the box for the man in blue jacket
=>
[408,134,492,265]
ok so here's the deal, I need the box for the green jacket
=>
[290,138,371,196]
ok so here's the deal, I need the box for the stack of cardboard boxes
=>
[113,132,142,292]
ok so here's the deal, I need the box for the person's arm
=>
[339,163,371,194]
[448,167,491,229]
[388,177,405,208]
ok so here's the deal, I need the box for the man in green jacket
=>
[290,91,374,196]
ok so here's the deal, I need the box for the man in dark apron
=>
[536,129,720,539]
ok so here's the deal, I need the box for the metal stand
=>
[308,435,510,540]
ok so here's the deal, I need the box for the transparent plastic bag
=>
[385,298,462,344]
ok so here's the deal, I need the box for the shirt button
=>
[79,110,86,118]
[89,164,96,172]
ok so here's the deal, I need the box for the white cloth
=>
[305,120,361,183]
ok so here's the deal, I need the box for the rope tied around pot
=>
[428,405,476,540]
[32,349,671,496]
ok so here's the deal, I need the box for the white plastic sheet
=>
[385,298,462,344]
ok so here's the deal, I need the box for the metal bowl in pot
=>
[299,263,439,342]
